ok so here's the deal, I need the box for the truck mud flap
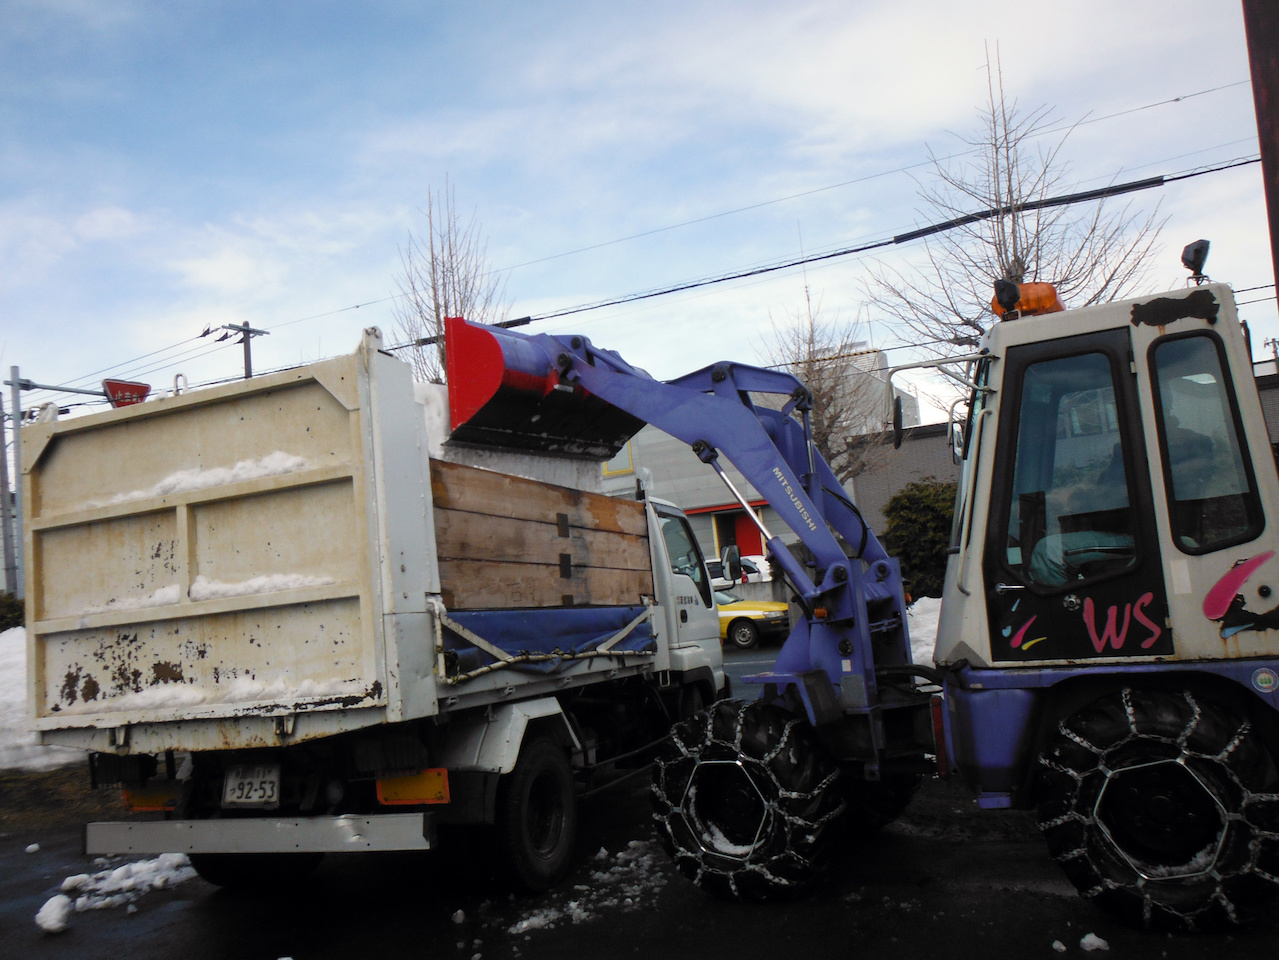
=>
[85,813,434,855]
[444,315,643,458]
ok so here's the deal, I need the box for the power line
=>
[494,80,1253,275]
[20,80,1264,399]
[510,157,1261,325]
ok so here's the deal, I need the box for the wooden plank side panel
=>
[433,509,649,570]
[430,459,655,609]
[438,560,654,610]
[430,459,647,537]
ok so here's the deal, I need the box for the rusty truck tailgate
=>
[21,347,415,749]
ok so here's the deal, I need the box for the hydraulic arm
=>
[444,316,917,729]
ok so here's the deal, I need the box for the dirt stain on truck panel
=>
[150,661,185,684]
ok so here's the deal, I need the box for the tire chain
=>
[1037,687,1279,929]
[652,699,845,901]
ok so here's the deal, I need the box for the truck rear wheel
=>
[497,735,578,893]
[1037,688,1279,930]
[652,699,844,901]
[189,852,325,889]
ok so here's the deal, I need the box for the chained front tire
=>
[1037,688,1279,930]
[651,699,844,901]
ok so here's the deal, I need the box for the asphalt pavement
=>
[4,651,1276,960]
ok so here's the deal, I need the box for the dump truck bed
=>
[22,331,661,755]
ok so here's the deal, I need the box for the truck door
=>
[982,328,1172,661]
[654,505,719,646]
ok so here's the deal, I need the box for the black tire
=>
[189,852,325,889]
[843,772,921,835]
[727,619,759,650]
[1037,687,1279,930]
[651,699,844,901]
[678,683,707,722]
[497,735,578,893]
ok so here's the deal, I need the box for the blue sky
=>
[1,0,1274,416]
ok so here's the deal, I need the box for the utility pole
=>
[0,392,15,598]
[220,322,269,379]
[7,367,22,600]
[1243,0,1279,290]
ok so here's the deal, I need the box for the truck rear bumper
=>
[85,813,434,855]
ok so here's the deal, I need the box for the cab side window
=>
[658,513,712,606]
[1150,334,1261,554]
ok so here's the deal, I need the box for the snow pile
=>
[35,854,198,933]
[507,840,667,935]
[52,682,209,716]
[94,451,310,506]
[907,596,941,665]
[71,571,334,619]
[81,584,181,615]
[189,572,334,601]
[0,626,82,770]
[52,674,366,717]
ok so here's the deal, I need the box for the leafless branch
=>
[863,47,1165,358]
[393,180,510,382]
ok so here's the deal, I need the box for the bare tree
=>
[759,282,896,484]
[393,182,510,382]
[864,50,1164,353]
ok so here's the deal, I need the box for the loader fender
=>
[436,698,576,774]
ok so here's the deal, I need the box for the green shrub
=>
[0,592,23,631]
[881,478,957,598]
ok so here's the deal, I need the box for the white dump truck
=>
[20,328,723,891]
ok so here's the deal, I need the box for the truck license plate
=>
[221,764,281,809]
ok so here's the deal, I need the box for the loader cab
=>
[979,326,1171,661]
[937,282,1279,667]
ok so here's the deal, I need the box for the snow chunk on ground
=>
[35,894,73,933]
[189,573,334,601]
[506,840,666,936]
[94,451,310,506]
[0,627,83,770]
[1080,933,1109,951]
[36,854,199,932]
[1052,941,1067,953]
[907,597,941,665]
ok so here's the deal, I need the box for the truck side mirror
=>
[892,396,904,450]
[721,545,741,583]
[949,420,965,464]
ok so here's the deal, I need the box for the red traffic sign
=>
[102,379,151,408]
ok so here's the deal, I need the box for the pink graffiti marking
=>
[1084,598,1133,652]
[1203,551,1274,620]
[1009,616,1037,649]
[1084,592,1160,653]
[1134,593,1163,649]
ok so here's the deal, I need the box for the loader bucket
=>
[444,316,645,459]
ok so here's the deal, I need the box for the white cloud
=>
[74,206,144,241]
